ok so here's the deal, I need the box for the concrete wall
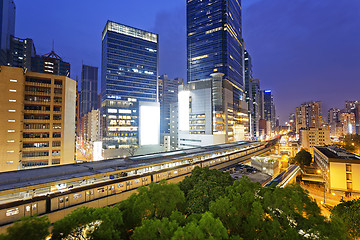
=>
[63,77,77,164]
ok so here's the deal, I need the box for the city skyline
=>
[14,0,360,123]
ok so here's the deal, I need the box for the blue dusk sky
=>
[15,0,360,123]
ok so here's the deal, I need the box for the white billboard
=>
[178,91,189,131]
[139,102,160,145]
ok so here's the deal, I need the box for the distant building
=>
[314,146,360,198]
[328,108,340,124]
[169,102,178,150]
[158,74,183,135]
[295,101,323,133]
[0,0,15,65]
[251,79,261,138]
[100,21,159,153]
[31,50,70,76]
[8,36,36,70]
[339,111,356,135]
[0,66,76,172]
[263,90,276,132]
[244,49,254,138]
[80,65,98,117]
[251,155,280,176]
[178,73,248,148]
[288,113,296,132]
[300,127,330,154]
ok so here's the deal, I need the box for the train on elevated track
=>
[0,139,277,226]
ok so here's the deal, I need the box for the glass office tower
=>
[101,21,159,149]
[80,65,98,117]
[187,0,244,92]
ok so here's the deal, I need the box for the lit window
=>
[8,110,16,112]
[8,130,15,133]
[8,120,15,122]
[7,151,14,153]
[9,89,16,92]
[9,79,17,82]
[7,140,15,143]
[9,99,16,102]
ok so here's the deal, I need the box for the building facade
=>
[0,66,76,172]
[300,127,330,155]
[295,101,323,133]
[244,49,253,137]
[101,21,159,151]
[178,73,247,148]
[314,146,360,198]
[263,90,276,132]
[187,0,245,129]
[158,74,183,135]
[31,50,70,76]
[80,65,98,117]
[8,36,36,70]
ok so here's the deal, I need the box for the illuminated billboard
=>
[178,91,190,131]
[139,102,160,145]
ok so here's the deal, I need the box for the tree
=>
[331,198,360,239]
[52,206,125,240]
[116,181,185,237]
[172,212,228,240]
[179,167,234,214]
[132,217,179,240]
[292,149,312,168]
[209,177,348,240]
[0,215,50,240]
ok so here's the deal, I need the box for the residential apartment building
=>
[295,101,323,133]
[0,66,76,172]
[300,127,330,154]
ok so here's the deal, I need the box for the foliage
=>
[0,215,50,240]
[292,149,312,168]
[116,181,185,237]
[52,206,124,240]
[342,134,360,154]
[179,167,234,214]
[331,198,360,239]
[209,177,348,240]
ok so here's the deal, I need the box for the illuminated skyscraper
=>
[101,21,159,151]
[187,0,244,105]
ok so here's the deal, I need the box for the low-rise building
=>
[300,127,330,154]
[314,146,360,198]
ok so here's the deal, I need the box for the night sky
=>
[15,0,360,123]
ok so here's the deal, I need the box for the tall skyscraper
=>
[158,74,183,135]
[101,21,159,151]
[263,90,276,131]
[80,64,98,117]
[244,49,253,137]
[8,36,36,70]
[31,50,70,76]
[251,79,261,138]
[187,0,244,105]
[0,0,15,65]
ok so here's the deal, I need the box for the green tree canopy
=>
[179,167,234,214]
[331,198,360,239]
[52,206,124,240]
[210,177,348,240]
[0,215,50,240]
[292,149,312,168]
[116,181,185,237]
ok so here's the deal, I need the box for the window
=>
[346,164,352,172]
[22,151,49,158]
[8,120,15,123]
[53,123,61,129]
[52,150,61,156]
[8,130,15,133]
[23,142,49,148]
[9,89,16,92]
[53,133,61,138]
[9,99,16,102]
[9,79,17,82]
[52,142,61,147]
